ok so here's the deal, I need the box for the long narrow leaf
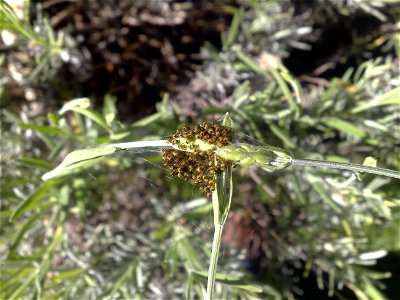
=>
[9,181,59,222]
[41,156,108,181]
[57,147,116,169]
[68,107,110,130]
[325,117,366,139]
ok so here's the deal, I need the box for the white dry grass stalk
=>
[110,140,172,149]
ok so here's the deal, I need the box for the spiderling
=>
[162,121,233,196]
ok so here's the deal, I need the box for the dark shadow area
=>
[283,10,395,79]
[31,0,238,121]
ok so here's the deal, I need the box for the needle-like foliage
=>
[1,1,399,299]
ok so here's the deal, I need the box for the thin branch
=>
[290,158,400,179]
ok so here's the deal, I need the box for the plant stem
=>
[206,223,223,300]
[205,113,234,300]
[110,140,171,149]
[290,158,400,179]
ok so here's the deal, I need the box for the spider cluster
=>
[162,121,233,196]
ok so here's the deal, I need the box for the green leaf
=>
[41,146,117,181]
[84,275,97,287]
[167,198,210,221]
[269,66,300,117]
[192,271,263,293]
[41,156,108,181]
[213,113,234,225]
[363,157,377,168]
[366,208,400,251]
[220,112,234,128]
[153,222,174,240]
[49,138,69,161]
[213,167,233,225]
[363,277,387,300]
[324,117,367,139]
[107,263,135,298]
[215,273,262,293]
[174,227,205,271]
[0,263,33,293]
[68,107,110,130]
[17,123,65,135]
[131,112,162,128]
[47,112,59,127]
[269,124,296,149]
[7,266,38,299]
[103,95,117,126]
[58,98,91,114]
[363,120,388,132]
[262,108,292,121]
[9,181,59,222]
[56,147,117,169]
[232,81,250,110]
[280,65,303,106]
[224,8,243,49]
[186,274,194,300]
[308,175,341,213]
[351,87,400,113]
[16,158,53,170]
[8,213,41,258]
[235,50,264,73]
[364,193,390,219]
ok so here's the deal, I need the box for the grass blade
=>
[9,181,58,222]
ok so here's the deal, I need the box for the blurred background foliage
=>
[1,0,399,299]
